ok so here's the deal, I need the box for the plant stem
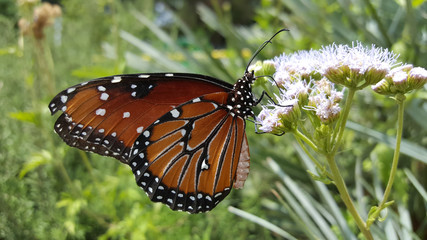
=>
[294,134,333,179]
[331,88,356,154]
[381,94,405,205]
[293,129,319,153]
[326,154,374,240]
[370,94,405,223]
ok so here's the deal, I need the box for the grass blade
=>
[346,121,427,164]
[228,206,298,240]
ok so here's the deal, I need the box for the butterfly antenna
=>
[245,28,289,72]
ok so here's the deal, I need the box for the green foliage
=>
[1,0,426,239]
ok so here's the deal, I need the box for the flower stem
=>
[382,95,404,200]
[331,88,356,154]
[367,93,405,226]
[326,154,374,240]
[293,132,333,179]
[293,129,319,153]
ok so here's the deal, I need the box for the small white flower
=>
[408,67,427,89]
[320,42,398,87]
[309,92,341,124]
[372,64,427,95]
[257,108,280,133]
[320,42,397,75]
[274,71,292,86]
[392,71,408,85]
[307,79,343,124]
[409,67,427,79]
[273,50,321,80]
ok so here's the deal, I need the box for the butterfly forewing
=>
[129,92,247,213]
[49,73,233,163]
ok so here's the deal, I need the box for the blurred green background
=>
[0,0,426,239]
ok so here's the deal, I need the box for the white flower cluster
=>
[254,41,417,133]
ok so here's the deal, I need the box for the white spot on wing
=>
[138,74,150,78]
[100,93,109,101]
[165,73,174,77]
[170,109,180,118]
[143,131,150,137]
[192,98,201,103]
[98,86,106,91]
[123,112,130,118]
[137,126,143,133]
[112,76,122,83]
[201,160,209,170]
[95,108,106,116]
[67,87,76,93]
[60,95,68,103]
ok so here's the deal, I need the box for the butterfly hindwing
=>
[129,92,247,213]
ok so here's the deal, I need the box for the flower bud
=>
[407,67,427,90]
[372,64,427,95]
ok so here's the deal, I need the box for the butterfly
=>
[49,29,287,213]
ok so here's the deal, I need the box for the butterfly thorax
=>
[228,71,256,118]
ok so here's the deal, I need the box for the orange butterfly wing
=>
[49,74,233,163]
[129,92,248,213]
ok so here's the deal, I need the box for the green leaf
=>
[71,65,123,79]
[366,201,394,227]
[412,0,425,8]
[8,111,39,125]
[366,206,379,227]
[19,150,52,178]
[346,121,427,164]
[404,168,427,201]
[307,170,333,184]
[228,206,298,240]
[0,46,20,56]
